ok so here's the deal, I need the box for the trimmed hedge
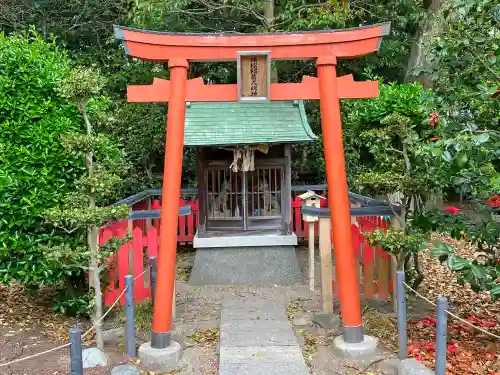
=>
[0,31,83,284]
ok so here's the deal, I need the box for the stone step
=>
[189,246,303,285]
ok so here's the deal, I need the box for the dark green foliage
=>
[52,291,92,317]
[342,82,452,198]
[0,30,83,285]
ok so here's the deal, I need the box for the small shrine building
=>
[185,100,316,248]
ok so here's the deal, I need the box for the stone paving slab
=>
[220,346,304,363]
[221,306,286,321]
[219,298,308,375]
[220,319,292,333]
[219,361,309,375]
[221,299,285,309]
[221,327,297,347]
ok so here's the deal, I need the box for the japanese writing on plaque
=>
[238,52,269,101]
[250,56,258,97]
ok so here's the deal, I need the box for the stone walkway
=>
[219,298,309,375]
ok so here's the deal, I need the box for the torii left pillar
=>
[152,58,188,349]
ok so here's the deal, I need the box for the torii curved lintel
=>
[114,23,390,62]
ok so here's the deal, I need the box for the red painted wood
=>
[152,199,161,229]
[120,25,387,48]
[118,24,388,61]
[361,220,375,299]
[116,227,129,305]
[100,229,116,306]
[132,227,146,302]
[127,75,378,103]
[191,199,199,229]
[147,226,158,259]
[178,198,188,242]
[292,197,305,237]
[186,200,194,240]
[100,197,395,304]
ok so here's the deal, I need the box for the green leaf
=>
[471,133,490,145]
[455,152,468,167]
[442,150,452,162]
[447,256,469,271]
[491,284,500,299]
[430,241,452,261]
[470,263,487,280]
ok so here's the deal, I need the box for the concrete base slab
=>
[189,246,303,285]
[138,341,182,373]
[332,335,378,359]
[312,313,341,329]
[380,358,434,375]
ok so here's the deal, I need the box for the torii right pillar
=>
[317,56,365,345]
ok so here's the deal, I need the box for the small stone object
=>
[292,313,312,326]
[312,313,341,329]
[103,327,124,344]
[111,364,141,375]
[82,347,109,368]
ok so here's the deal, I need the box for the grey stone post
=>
[69,328,83,375]
[396,271,407,360]
[435,296,448,375]
[150,256,157,306]
[124,275,136,357]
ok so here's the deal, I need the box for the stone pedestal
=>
[332,335,378,358]
[138,341,182,373]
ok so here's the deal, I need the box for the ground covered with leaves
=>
[368,234,499,375]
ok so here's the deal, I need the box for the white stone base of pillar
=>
[138,341,182,372]
[332,335,378,358]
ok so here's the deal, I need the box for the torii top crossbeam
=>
[114,22,391,352]
[114,23,390,61]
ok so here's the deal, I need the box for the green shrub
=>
[0,30,83,285]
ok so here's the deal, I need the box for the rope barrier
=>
[133,266,150,281]
[0,343,71,368]
[402,281,500,340]
[0,266,152,368]
[82,286,128,338]
[82,266,150,338]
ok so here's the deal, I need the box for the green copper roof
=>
[183,100,316,147]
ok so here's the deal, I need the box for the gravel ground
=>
[1,245,400,375]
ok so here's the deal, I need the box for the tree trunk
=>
[405,0,442,86]
[82,101,104,349]
[264,0,274,31]
[89,224,104,349]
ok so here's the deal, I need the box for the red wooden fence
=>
[99,197,392,305]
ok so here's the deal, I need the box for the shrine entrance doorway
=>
[196,142,293,244]
[205,161,283,233]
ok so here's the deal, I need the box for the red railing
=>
[99,196,392,305]
[350,216,392,299]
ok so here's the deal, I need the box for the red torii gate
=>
[115,23,390,350]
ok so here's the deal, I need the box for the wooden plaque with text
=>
[237,52,270,101]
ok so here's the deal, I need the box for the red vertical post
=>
[151,58,188,349]
[316,56,363,343]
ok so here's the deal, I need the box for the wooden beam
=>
[319,217,333,314]
[115,23,390,62]
[126,75,378,103]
